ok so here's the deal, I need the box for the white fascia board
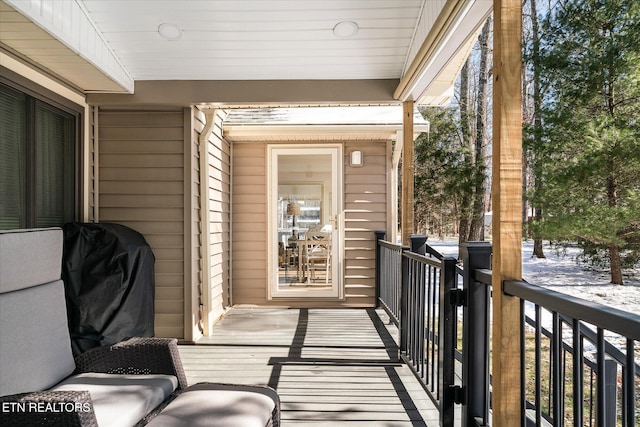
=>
[224,124,430,141]
[399,0,492,105]
[5,0,134,93]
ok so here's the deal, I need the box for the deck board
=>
[179,307,440,426]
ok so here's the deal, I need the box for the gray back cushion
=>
[0,228,63,293]
[0,228,75,396]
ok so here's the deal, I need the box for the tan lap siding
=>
[98,109,185,339]
[231,143,267,304]
[208,112,231,316]
[344,141,388,306]
[194,109,231,326]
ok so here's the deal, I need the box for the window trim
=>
[1,66,84,228]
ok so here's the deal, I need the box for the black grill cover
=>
[62,222,155,356]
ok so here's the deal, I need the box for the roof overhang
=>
[1,0,134,93]
[223,124,428,143]
[396,0,493,105]
[221,106,429,143]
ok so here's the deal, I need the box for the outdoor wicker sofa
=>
[0,227,279,426]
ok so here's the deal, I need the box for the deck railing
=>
[376,233,459,427]
[375,234,640,427]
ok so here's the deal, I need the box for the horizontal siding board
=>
[345,184,386,194]
[99,127,184,141]
[155,327,184,338]
[99,207,183,221]
[155,287,184,301]
[344,212,386,222]
[100,139,183,153]
[232,268,267,280]
[113,221,184,235]
[100,153,183,168]
[100,167,184,181]
[100,194,184,207]
[155,301,185,315]
[345,221,387,230]
[345,194,387,204]
[99,181,184,194]
[345,203,387,213]
[345,173,386,184]
[99,112,184,127]
[345,231,380,241]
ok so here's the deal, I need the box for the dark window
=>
[1,83,77,229]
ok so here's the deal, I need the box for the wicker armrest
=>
[74,337,188,391]
[0,390,98,427]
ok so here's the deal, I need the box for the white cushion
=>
[146,383,277,427]
[50,373,178,427]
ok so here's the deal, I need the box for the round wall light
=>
[158,23,182,40]
[333,21,359,38]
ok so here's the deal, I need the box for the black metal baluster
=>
[431,266,438,393]
[521,299,527,427]
[596,328,605,427]
[418,261,425,381]
[552,312,561,427]
[573,319,583,427]
[535,304,542,427]
[623,339,635,427]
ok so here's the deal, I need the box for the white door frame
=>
[267,144,343,299]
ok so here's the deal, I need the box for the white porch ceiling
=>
[0,0,492,105]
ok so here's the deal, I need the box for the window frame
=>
[1,67,83,229]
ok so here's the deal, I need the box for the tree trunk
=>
[530,0,546,258]
[609,243,623,285]
[459,57,472,243]
[607,174,623,284]
[468,17,492,241]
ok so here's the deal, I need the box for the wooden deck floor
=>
[178,307,440,426]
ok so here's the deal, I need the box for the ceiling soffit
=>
[2,0,493,106]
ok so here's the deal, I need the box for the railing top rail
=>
[378,239,408,251]
[423,244,445,260]
[504,279,640,341]
[404,250,448,268]
[473,268,493,287]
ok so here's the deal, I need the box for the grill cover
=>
[62,222,155,355]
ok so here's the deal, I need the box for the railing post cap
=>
[459,241,492,251]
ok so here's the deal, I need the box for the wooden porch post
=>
[492,0,523,425]
[401,100,414,245]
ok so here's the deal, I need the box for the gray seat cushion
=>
[146,383,277,427]
[0,280,76,396]
[50,373,178,427]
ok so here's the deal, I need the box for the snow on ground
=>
[427,239,640,315]
[428,239,639,359]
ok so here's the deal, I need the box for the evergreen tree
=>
[415,18,493,242]
[537,0,640,284]
[523,0,547,258]
[414,107,475,238]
